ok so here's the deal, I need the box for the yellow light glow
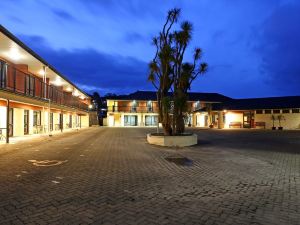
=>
[79,95,85,100]
[73,90,80,96]
[66,87,72,92]
[224,112,243,128]
[38,69,45,76]
[52,78,63,86]
[5,46,22,61]
[88,105,93,109]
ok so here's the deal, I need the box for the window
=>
[33,111,41,126]
[25,75,35,96]
[131,100,138,112]
[0,60,7,88]
[256,110,263,114]
[124,115,137,126]
[292,109,300,113]
[195,101,201,109]
[264,110,271,114]
[147,101,153,112]
[145,116,158,126]
[282,109,290,114]
[273,109,280,114]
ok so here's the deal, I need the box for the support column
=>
[218,111,224,129]
[6,99,9,143]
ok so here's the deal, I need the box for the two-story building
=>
[106,91,300,130]
[106,91,231,127]
[0,25,90,143]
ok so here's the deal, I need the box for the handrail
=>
[0,62,88,111]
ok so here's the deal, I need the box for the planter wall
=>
[147,133,198,147]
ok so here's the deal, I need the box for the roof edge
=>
[0,24,90,98]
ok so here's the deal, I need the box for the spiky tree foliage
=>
[148,8,207,135]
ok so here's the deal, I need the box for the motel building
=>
[106,91,300,130]
[0,25,90,143]
[106,91,231,127]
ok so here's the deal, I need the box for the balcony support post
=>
[6,99,9,144]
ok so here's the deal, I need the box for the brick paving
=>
[0,127,299,225]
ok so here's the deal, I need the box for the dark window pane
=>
[265,110,271,114]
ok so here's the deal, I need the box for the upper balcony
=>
[107,105,159,113]
[0,25,90,111]
[0,62,89,111]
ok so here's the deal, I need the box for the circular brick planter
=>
[147,133,198,147]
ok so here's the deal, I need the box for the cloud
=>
[255,2,300,95]
[51,8,76,21]
[18,34,153,95]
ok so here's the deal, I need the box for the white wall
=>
[28,110,34,135]
[81,115,89,128]
[14,108,24,136]
[255,112,300,129]
[224,112,243,128]
[108,114,114,127]
[0,106,7,138]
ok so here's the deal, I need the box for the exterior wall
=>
[28,110,34,135]
[107,112,159,127]
[0,101,90,141]
[224,112,243,128]
[255,112,300,129]
[194,113,208,127]
[13,108,24,136]
[0,106,7,138]
[80,115,89,128]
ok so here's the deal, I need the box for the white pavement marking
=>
[21,171,28,174]
[28,160,68,167]
[55,176,63,180]
[80,155,85,157]
[16,174,21,178]
[51,180,60,184]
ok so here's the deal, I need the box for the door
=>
[59,113,63,131]
[145,115,158,126]
[243,111,252,128]
[69,115,72,128]
[24,110,29,135]
[50,113,53,131]
[124,115,137,126]
[8,108,13,137]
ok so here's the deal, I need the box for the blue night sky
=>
[1,0,299,98]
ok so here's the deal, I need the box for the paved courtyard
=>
[0,127,299,225]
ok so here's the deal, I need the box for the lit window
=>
[256,110,263,114]
[292,109,300,113]
[282,109,290,114]
[273,109,280,114]
[264,110,271,114]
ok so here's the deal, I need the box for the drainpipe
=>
[6,99,9,144]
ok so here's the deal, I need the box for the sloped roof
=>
[0,24,89,98]
[106,91,232,102]
[212,96,300,110]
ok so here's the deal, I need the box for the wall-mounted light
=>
[73,90,80,97]
[5,46,22,61]
[66,87,72,92]
[88,105,93,109]
[52,78,63,86]
[38,69,45,76]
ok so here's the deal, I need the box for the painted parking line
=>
[28,160,68,167]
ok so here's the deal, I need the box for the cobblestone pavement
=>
[0,127,299,225]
